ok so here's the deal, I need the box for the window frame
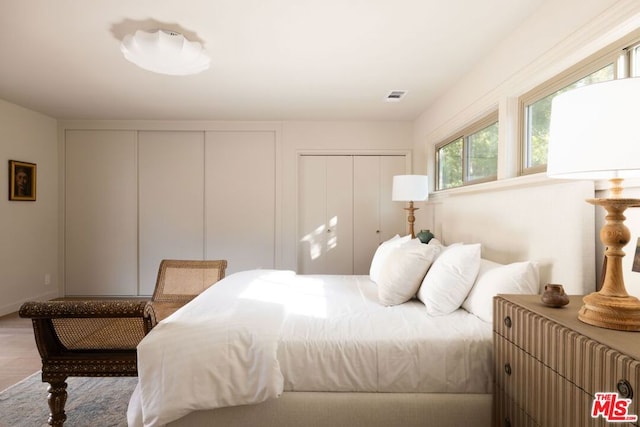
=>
[629,40,640,77]
[435,111,499,191]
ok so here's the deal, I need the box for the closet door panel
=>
[205,131,275,274]
[138,131,205,295]
[353,156,381,275]
[65,130,138,295]
[325,156,354,274]
[298,155,353,274]
[298,156,328,274]
[353,155,406,275]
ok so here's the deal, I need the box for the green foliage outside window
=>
[438,138,463,189]
[468,122,499,182]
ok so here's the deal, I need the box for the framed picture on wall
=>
[633,237,640,273]
[8,160,37,201]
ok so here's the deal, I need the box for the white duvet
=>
[128,269,493,427]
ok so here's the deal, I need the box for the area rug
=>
[0,372,137,427]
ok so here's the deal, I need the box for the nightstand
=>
[494,295,640,427]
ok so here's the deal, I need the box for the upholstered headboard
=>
[419,180,595,295]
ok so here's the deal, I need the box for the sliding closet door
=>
[353,155,406,274]
[205,131,276,274]
[298,155,353,274]
[65,130,138,295]
[138,131,205,295]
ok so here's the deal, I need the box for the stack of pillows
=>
[370,235,539,322]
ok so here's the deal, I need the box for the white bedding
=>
[128,269,493,427]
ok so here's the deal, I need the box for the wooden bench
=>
[19,259,227,426]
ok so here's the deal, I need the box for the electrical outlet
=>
[44,274,51,286]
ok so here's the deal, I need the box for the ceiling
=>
[0,0,545,121]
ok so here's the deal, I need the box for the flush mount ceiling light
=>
[120,29,210,76]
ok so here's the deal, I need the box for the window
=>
[438,137,463,189]
[436,113,498,190]
[520,32,640,175]
[434,32,640,187]
[523,64,615,172]
[467,121,499,182]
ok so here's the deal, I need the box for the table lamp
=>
[392,175,429,239]
[547,77,640,331]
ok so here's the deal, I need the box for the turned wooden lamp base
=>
[404,201,419,239]
[579,293,640,331]
[579,197,640,331]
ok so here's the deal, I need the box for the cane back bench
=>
[18,300,156,426]
[19,259,227,426]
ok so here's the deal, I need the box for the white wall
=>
[412,0,640,296]
[0,99,59,316]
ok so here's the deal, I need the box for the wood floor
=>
[0,311,42,391]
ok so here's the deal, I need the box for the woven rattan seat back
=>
[152,259,228,304]
[52,317,147,350]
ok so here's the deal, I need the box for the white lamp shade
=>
[121,29,210,76]
[547,77,640,180]
[392,175,429,201]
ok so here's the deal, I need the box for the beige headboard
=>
[420,180,595,295]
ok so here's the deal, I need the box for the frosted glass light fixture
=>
[120,29,210,76]
[548,77,640,331]
[392,175,429,238]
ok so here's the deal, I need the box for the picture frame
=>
[8,160,37,201]
[633,237,640,273]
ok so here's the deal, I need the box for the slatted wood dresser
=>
[494,294,640,427]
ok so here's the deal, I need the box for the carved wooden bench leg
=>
[47,380,68,427]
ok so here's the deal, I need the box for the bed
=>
[126,179,597,427]
[127,236,544,427]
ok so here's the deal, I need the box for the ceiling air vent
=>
[385,90,407,102]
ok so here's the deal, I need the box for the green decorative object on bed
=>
[416,229,434,244]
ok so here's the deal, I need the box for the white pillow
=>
[462,260,539,322]
[427,237,443,247]
[369,234,411,283]
[377,239,442,306]
[417,243,481,316]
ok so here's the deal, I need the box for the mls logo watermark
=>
[591,392,638,423]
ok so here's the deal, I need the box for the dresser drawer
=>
[536,311,640,417]
[579,348,640,425]
[495,334,596,426]
[494,297,547,358]
[495,333,540,415]
[494,385,538,427]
